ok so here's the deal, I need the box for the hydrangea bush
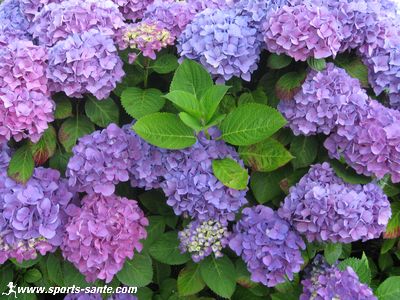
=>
[1,0,400,299]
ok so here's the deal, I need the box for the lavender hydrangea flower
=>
[179,220,230,262]
[143,0,198,37]
[0,39,54,143]
[188,0,230,10]
[160,130,247,225]
[263,3,342,61]
[67,124,143,197]
[278,63,369,136]
[61,193,148,283]
[325,100,400,182]
[19,0,61,23]
[116,20,175,62]
[178,8,262,82]
[30,0,125,46]
[232,0,290,24]
[111,0,154,21]
[47,29,125,100]
[64,293,137,300]
[278,163,391,243]
[0,143,11,170]
[0,0,30,44]
[0,167,74,263]
[300,255,377,300]
[229,205,305,287]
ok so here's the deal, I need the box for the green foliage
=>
[330,159,372,184]
[151,54,179,74]
[7,145,34,184]
[212,158,249,190]
[275,71,306,100]
[324,243,343,265]
[334,54,369,88]
[29,126,57,165]
[116,252,153,287]
[149,232,191,265]
[85,96,119,127]
[267,54,292,69]
[290,135,318,169]
[338,253,371,284]
[58,115,95,152]
[307,57,326,71]
[376,276,400,300]
[53,94,72,119]
[121,87,165,119]
[177,263,205,296]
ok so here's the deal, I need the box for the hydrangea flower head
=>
[111,0,154,20]
[67,124,143,196]
[0,167,74,263]
[61,193,148,283]
[229,205,305,287]
[179,220,230,262]
[47,29,125,99]
[0,0,30,44]
[161,130,248,225]
[117,21,175,62]
[19,0,61,22]
[278,63,370,136]
[300,255,377,300]
[0,39,54,143]
[178,8,262,82]
[325,100,400,182]
[232,0,290,24]
[279,163,391,243]
[188,0,230,10]
[263,3,342,61]
[30,0,125,46]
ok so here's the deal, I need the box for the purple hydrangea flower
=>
[178,8,262,82]
[278,163,391,243]
[0,143,11,170]
[179,219,230,262]
[160,130,248,225]
[300,255,377,300]
[67,124,143,197]
[143,0,198,37]
[0,39,54,143]
[116,20,175,62]
[30,0,125,47]
[47,29,125,100]
[0,0,30,45]
[188,0,231,10]
[64,293,137,300]
[263,3,342,61]
[0,167,74,263]
[232,0,290,24]
[111,0,154,21]
[278,63,369,136]
[61,193,148,283]
[229,205,305,287]
[325,100,400,182]
[19,0,61,23]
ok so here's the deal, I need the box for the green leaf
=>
[121,87,165,119]
[170,59,213,98]
[143,216,166,250]
[239,138,293,172]
[7,145,34,184]
[384,202,400,239]
[235,259,256,288]
[137,287,153,300]
[307,57,327,71]
[379,253,393,271]
[24,269,42,283]
[334,55,369,88]
[53,94,72,119]
[330,160,372,184]
[338,254,371,284]
[179,112,203,132]
[290,136,318,169]
[381,239,397,254]
[267,54,292,69]
[205,114,226,129]
[29,126,57,165]
[149,231,191,265]
[0,265,14,294]
[220,103,287,146]
[152,54,179,74]
[212,158,249,190]
[375,276,400,300]
[164,91,201,118]
[46,253,64,286]
[117,252,153,287]
[178,264,205,296]
[378,175,400,197]
[85,96,119,127]
[199,256,236,299]
[62,261,90,288]
[200,85,230,122]
[58,115,95,152]
[275,71,306,100]
[11,256,42,268]
[250,168,290,203]
[49,150,72,175]
[133,113,196,149]
[324,243,343,265]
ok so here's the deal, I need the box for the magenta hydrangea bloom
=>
[278,63,369,136]
[300,255,377,300]
[178,8,262,82]
[67,124,143,197]
[0,39,54,143]
[229,205,305,287]
[111,0,153,21]
[179,220,230,262]
[160,130,248,225]
[30,0,125,47]
[61,193,148,283]
[116,20,175,62]
[0,0,30,44]
[19,0,61,22]
[325,100,400,182]
[0,167,74,263]
[263,3,342,61]
[143,0,198,37]
[47,29,125,100]
[279,163,391,243]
